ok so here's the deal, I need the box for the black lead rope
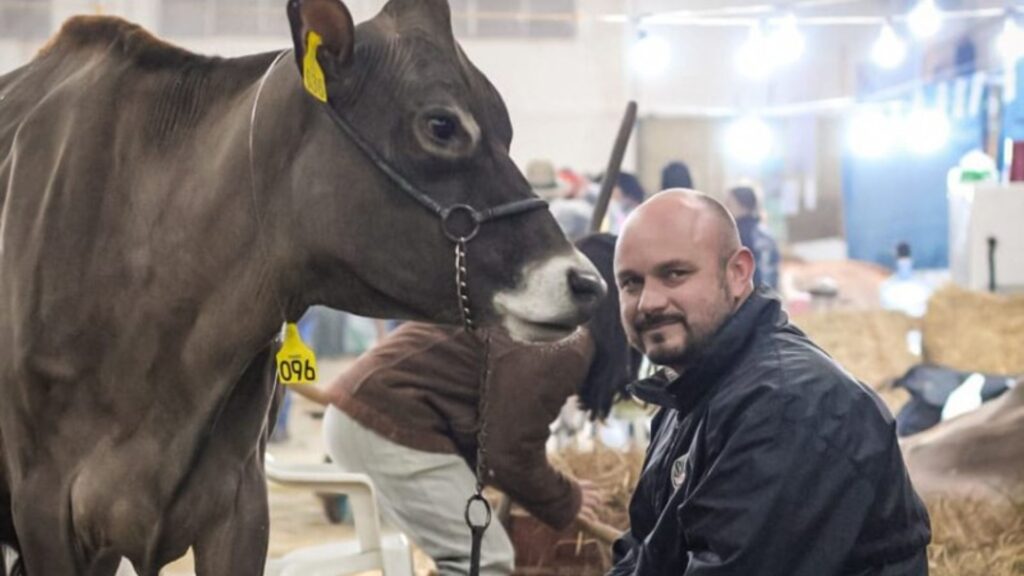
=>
[319,101,548,235]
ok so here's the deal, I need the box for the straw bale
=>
[923,285,1024,375]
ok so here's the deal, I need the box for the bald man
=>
[609,190,930,576]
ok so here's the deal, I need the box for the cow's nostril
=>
[568,268,606,306]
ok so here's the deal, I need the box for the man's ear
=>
[287,0,355,78]
[728,247,756,295]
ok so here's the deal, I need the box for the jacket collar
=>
[629,286,784,414]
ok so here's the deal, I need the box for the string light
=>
[736,24,773,78]
[725,116,773,164]
[996,14,1024,63]
[872,22,907,69]
[735,15,804,78]
[907,0,942,40]
[767,13,805,67]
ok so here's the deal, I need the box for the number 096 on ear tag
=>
[276,322,318,385]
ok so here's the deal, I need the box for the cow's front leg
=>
[191,457,269,576]
[11,483,83,575]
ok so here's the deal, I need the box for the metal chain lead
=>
[456,237,492,576]
[454,238,489,492]
[474,331,491,492]
[455,240,474,330]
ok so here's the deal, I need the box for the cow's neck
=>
[102,54,315,464]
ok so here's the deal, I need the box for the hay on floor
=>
[549,445,1024,575]
[550,443,645,531]
[928,495,1024,576]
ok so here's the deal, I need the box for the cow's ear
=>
[287,0,355,74]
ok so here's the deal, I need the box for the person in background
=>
[660,161,694,190]
[549,168,596,241]
[725,184,780,290]
[609,189,930,576]
[879,242,932,318]
[525,159,560,200]
[292,234,640,576]
[606,172,646,234]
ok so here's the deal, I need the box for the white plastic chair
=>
[264,454,415,576]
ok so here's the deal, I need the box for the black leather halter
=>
[317,101,548,243]
[315,96,548,329]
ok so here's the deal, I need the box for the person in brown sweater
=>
[293,233,638,576]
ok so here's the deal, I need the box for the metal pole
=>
[590,100,638,233]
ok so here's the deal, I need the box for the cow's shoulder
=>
[38,15,206,70]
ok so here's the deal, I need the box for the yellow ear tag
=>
[276,322,318,385]
[302,31,329,103]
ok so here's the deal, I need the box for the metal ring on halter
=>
[441,204,483,243]
[463,493,492,529]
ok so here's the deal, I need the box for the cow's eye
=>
[427,115,458,142]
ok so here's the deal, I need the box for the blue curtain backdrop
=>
[842,73,989,269]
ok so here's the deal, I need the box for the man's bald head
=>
[614,188,756,372]
[623,188,742,267]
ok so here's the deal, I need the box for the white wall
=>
[458,18,632,173]
[1,0,1002,179]
[0,0,633,175]
[632,24,874,115]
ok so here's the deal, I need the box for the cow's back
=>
[0,16,271,224]
[0,17,272,365]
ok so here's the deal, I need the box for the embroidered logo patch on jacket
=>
[671,453,689,490]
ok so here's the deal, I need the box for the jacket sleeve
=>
[480,333,593,530]
[608,530,641,576]
[676,395,881,576]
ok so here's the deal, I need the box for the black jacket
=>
[609,289,931,576]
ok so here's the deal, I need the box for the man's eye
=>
[620,278,641,291]
[665,270,689,281]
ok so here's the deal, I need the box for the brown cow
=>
[903,383,1024,500]
[0,1,605,574]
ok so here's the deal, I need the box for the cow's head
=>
[281,0,604,341]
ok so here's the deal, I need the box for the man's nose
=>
[636,284,669,314]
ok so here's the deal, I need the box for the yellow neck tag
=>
[302,31,329,103]
[276,322,318,385]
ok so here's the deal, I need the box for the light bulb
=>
[907,0,942,40]
[726,116,773,164]
[872,23,907,69]
[767,14,804,67]
[997,16,1024,62]
[736,25,773,78]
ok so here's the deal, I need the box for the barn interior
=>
[1,0,1022,575]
